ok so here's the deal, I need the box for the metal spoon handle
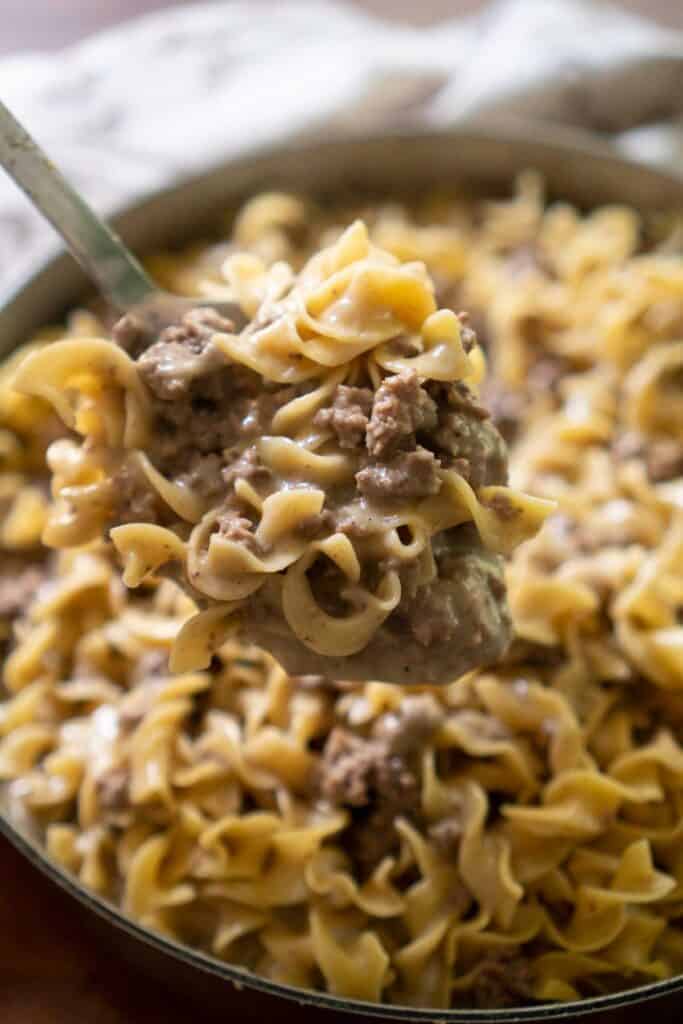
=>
[0,98,156,313]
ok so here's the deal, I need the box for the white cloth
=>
[1,0,683,298]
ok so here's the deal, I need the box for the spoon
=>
[0,99,246,336]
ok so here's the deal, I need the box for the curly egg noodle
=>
[12,217,549,683]
[0,181,682,1008]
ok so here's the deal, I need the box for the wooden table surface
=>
[3,1,683,1021]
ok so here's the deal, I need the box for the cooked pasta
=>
[13,214,549,684]
[1,179,683,1009]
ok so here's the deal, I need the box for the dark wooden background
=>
[2,1,683,1021]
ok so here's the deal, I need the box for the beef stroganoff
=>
[13,213,548,683]
[0,179,683,1008]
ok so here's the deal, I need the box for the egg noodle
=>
[0,180,682,1008]
[13,213,547,682]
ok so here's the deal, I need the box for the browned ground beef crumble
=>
[321,695,444,873]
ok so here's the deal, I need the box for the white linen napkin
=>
[1,0,682,298]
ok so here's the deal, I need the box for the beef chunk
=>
[356,447,441,501]
[396,530,509,657]
[217,510,259,552]
[320,727,421,873]
[134,304,298,482]
[414,379,507,488]
[366,370,437,458]
[137,308,233,401]
[113,457,165,526]
[314,386,373,449]
[221,446,273,492]
[139,339,225,401]
[463,951,536,1009]
[151,369,291,476]
[151,368,252,464]
[409,582,465,647]
[430,410,507,488]
[321,699,447,871]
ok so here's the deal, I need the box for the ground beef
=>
[408,584,463,647]
[379,553,428,604]
[314,386,373,449]
[430,409,507,488]
[139,339,225,401]
[217,510,259,552]
[112,457,165,526]
[321,728,416,809]
[221,446,273,492]
[394,528,508,654]
[320,727,421,873]
[463,952,536,1009]
[151,368,251,464]
[356,447,441,501]
[137,308,234,401]
[151,370,292,478]
[0,562,44,618]
[372,695,444,756]
[366,370,438,458]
